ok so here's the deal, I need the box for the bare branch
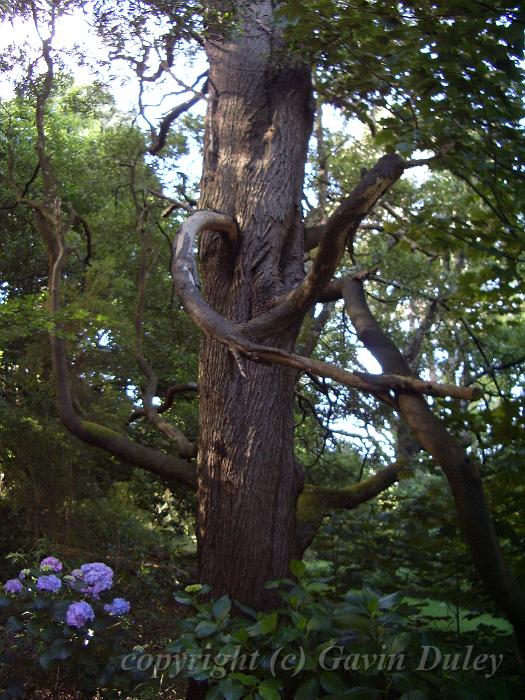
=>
[295,302,335,358]
[404,142,454,169]
[467,354,525,384]
[134,204,197,459]
[147,188,195,215]
[129,382,198,421]
[404,299,439,370]
[148,85,207,155]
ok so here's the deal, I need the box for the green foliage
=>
[281,1,525,244]
[0,77,198,561]
[150,567,520,699]
[0,5,524,698]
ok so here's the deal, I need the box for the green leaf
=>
[230,672,258,686]
[306,615,330,632]
[304,581,331,593]
[0,596,11,608]
[378,591,403,610]
[205,687,223,700]
[230,627,249,644]
[49,638,71,660]
[217,677,244,700]
[174,592,194,606]
[319,671,348,694]
[233,600,257,618]
[260,612,278,634]
[6,616,22,633]
[290,559,306,578]
[386,632,412,655]
[195,620,219,637]
[212,595,231,621]
[38,651,53,671]
[24,621,40,636]
[258,679,281,700]
[323,690,379,699]
[294,677,319,700]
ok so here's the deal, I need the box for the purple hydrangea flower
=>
[80,562,113,597]
[18,569,30,580]
[104,597,131,616]
[40,556,63,573]
[70,568,83,579]
[66,601,95,628]
[36,574,62,593]
[4,579,23,595]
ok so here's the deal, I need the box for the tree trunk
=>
[195,2,313,608]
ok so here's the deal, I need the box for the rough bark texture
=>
[196,2,313,607]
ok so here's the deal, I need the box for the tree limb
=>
[45,204,196,487]
[171,211,480,403]
[295,459,407,551]
[26,30,196,489]
[134,209,197,459]
[243,153,406,339]
[129,382,198,421]
[149,85,207,155]
[297,460,406,522]
[342,276,525,654]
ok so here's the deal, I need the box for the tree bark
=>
[195,2,313,607]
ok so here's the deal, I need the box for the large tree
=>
[2,0,525,681]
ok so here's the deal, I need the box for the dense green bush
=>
[125,562,519,700]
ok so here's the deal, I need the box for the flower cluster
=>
[104,597,131,616]
[40,556,63,573]
[79,562,114,598]
[2,555,131,630]
[37,574,62,593]
[66,600,95,628]
[4,579,23,595]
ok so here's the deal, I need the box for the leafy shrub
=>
[141,561,518,700]
[0,555,134,697]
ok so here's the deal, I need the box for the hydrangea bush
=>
[0,556,134,696]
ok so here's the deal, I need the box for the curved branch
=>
[48,220,196,487]
[304,223,325,251]
[295,460,407,552]
[25,30,196,490]
[134,209,197,459]
[149,84,207,155]
[171,211,480,403]
[342,276,525,655]
[129,382,198,421]
[297,460,405,522]
[243,153,406,339]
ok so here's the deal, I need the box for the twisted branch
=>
[171,210,480,403]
